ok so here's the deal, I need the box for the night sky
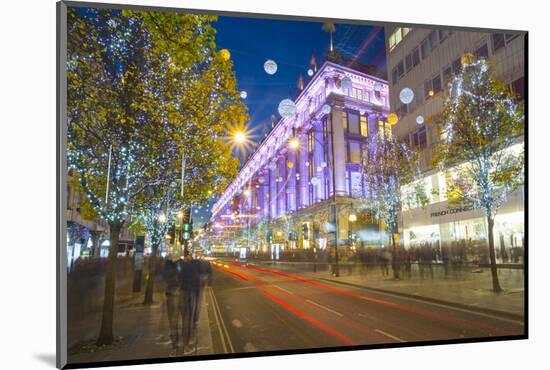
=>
[194,15,386,227]
[214,15,386,152]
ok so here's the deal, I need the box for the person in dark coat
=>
[178,253,202,354]
[161,256,180,356]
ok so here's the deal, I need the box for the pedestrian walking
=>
[161,255,180,356]
[178,253,202,355]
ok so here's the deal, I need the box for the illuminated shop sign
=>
[430,205,478,218]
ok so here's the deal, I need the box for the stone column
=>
[330,106,347,197]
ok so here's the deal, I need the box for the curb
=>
[318,277,525,322]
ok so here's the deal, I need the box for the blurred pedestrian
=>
[178,252,202,355]
[161,255,180,356]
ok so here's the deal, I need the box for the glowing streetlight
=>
[234,131,247,144]
[288,137,300,150]
[348,213,357,222]
[243,189,251,197]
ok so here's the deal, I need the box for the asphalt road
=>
[208,258,524,355]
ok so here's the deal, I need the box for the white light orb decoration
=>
[310,177,319,186]
[240,91,247,99]
[307,68,314,77]
[278,98,297,118]
[341,76,352,91]
[322,104,332,114]
[258,176,265,184]
[416,115,425,125]
[374,82,383,92]
[399,87,415,104]
[264,59,278,75]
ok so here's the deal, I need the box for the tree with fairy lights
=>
[67,8,244,345]
[434,55,524,293]
[362,128,428,280]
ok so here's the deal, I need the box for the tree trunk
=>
[487,216,503,293]
[143,244,159,305]
[90,230,102,258]
[96,221,122,346]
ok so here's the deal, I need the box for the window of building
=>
[418,126,427,148]
[505,33,520,43]
[363,91,370,102]
[352,87,362,100]
[342,111,348,131]
[452,57,462,75]
[443,65,453,87]
[432,74,442,94]
[475,43,489,59]
[360,115,368,137]
[323,119,328,138]
[492,33,505,53]
[511,76,525,101]
[421,30,439,60]
[397,60,405,78]
[405,48,420,73]
[392,66,398,85]
[439,29,452,42]
[349,142,361,163]
[389,27,412,51]
[348,113,360,135]
[308,130,314,153]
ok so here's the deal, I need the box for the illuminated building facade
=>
[210,61,390,255]
[385,26,525,263]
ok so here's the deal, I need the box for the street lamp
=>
[288,137,300,150]
[234,131,247,144]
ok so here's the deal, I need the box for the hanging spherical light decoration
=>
[310,177,319,186]
[240,91,247,99]
[220,49,231,61]
[374,82,383,92]
[287,162,294,168]
[387,113,399,125]
[307,68,314,77]
[416,115,425,125]
[399,87,415,104]
[322,104,332,114]
[278,99,297,118]
[264,59,278,75]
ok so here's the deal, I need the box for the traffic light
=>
[289,231,298,241]
[301,223,309,240]
[267,230,273,243]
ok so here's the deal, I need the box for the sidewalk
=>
[251,260,525,319]
[67,289,214,365]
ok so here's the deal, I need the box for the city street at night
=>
[62,3,526,367]
[207,258,524,354]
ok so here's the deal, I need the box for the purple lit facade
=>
[210,61,390,250]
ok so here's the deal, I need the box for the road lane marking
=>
[375,329,406,342]
[208,287,235,353]
[305,299,344,317]
[272,285,294,295]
